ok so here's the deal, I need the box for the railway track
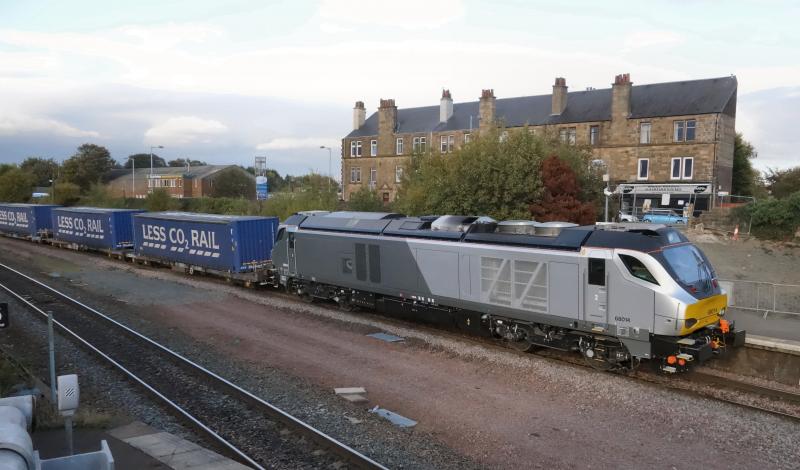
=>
[0,262,387,470]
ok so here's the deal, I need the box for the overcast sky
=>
[1,0,798,178]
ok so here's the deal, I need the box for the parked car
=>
[617,211,638,222]
[641,208,688,224]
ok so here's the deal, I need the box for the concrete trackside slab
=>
[108,422,250,470]
[746,334,800,356]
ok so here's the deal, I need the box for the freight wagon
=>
[132,212,279,284]
[0,204,59,239]
[51,207,144,251]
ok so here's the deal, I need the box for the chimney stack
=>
[551,77,568,115]
[611,73,632,121]
[440,89,453,123]
[479,89,496,133]
[352,101,366,131]
[377,99,397,154]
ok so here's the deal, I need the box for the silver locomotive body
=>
[273,213,744,372]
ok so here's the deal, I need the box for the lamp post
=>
[319,145,332,192]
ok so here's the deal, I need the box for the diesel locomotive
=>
[272,211,745,372]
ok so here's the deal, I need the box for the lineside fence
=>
[719,279,800,318]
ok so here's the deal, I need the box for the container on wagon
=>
[51,207,144,250]
[0,203,59,238]
[133,212,279,272]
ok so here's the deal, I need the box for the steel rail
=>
[0,262,388,470]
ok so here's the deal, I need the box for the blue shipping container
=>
[133,212,279,272]
[52,207,144,250]
[0,203,59,237]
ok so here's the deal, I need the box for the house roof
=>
[346,76,737,138]
[105,165,253,184]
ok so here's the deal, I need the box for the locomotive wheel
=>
[337,298,358,312]
[508,338,536,353]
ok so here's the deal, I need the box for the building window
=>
[464,133,471,144]
[568,127,576,145]
[683,157,693,179]
[413,136,426,153]
[396,137,404,155]
[640,122,651,144]
[369,167,377,187]
[350,140,362,157]
[350,167,361,183]
[370,139,377,156]
[440,135,455,153]
[637,159,649,180]
[674,119,697,142]
[559,129,567,143]
[589,126,599,146]
[395,166,404,183]
[671,158,682,180]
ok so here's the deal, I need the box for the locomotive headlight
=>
[719,308,726,317]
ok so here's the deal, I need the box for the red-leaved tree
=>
[530,155,596,225]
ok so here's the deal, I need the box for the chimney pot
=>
[481,89,495,99]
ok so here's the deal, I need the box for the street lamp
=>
[319,145,332,192]
[149,145,164,176]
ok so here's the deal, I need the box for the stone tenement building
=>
[342,74,737,213]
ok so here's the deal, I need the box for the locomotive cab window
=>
[288,232,295,249]
[619,254,659,285]
[276,228,286,241]
[588,258,605,286]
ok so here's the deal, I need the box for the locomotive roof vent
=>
[534,221,578,237]
[431,215,480,232]
[496,220,538,235]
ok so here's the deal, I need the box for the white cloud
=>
[0,114,99,138]
[623,30,684,52]
[316,0,465,30]
[144,116,228,145]
[256,137,340,151]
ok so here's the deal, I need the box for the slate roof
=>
[346,76,737,138]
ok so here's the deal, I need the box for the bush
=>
[51,182,82,205]
[347,186,385,212]
[145,189,181,212]
[732,192,800,240]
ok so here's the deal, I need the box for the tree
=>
[348,186,385,211]
[766,166,800,199]
[19,157,60,187]
[0,168,35,202]
[168,158,207,167]
[395,128,600,221]
[62,144,117,191]
[529,155,597,224]
[211,168,256,199]
[124,153,166,169]
[731,133,758,196]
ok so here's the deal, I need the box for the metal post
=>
[65,416,73,455]
[604,180,609,222]
[131,156,135,197]
[47,311,56,404]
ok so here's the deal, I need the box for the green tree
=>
[766,166,800,199]
[19,157,60,187]
[62,144,117,191]
[0,168,35,202]
[395,128,599,220]
[211,168,256,199]
[0,164,15,176]
[168,158,207,167]
[731,133,758,196]
[348,186,385,211]
[124,153,166,169]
